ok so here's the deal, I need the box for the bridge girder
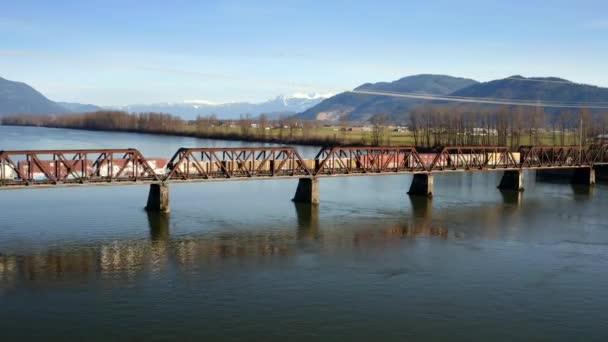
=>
[1,144,607,189]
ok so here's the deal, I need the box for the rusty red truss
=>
[164,147,313,181]
[586,144,608,165]
[0,149,161,187]
[518,145,594,168]
[313,146,427,176]
[427,146,520,171]
[3,144,608,189]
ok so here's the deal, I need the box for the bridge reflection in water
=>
[148,211,170,242]
[0,193,541,290]
[295,202,320,241]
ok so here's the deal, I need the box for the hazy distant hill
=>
[57,101,103,113]
[299,74,608,123]
[298,74,478,122]
[451,75,608,103]
[117,93,331,120]
[5,73,608,122]
[0,77,69,115]
[0,75,329,119]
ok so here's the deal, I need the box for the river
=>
[1,125,607,341]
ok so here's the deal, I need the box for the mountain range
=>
[0,77,71,115]
[299,74,608,123]
[0,76,330,119]
[451,75,608,102]
[113,93,332,120]
[2,74,608,122]
[299,74,478,122]
[56,101,104,113]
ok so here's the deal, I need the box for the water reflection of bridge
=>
[0,196,547,287]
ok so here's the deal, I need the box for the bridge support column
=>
[145,183,170,213]
[498,170,524,191]
[595,165,608,182]
[293,178,319,204]
[572,167,595,185]
[408,173,433,197]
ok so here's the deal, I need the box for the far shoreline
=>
[0,123,335,148]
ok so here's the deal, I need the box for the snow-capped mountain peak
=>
[284,92,335,100]
[183,99,219,105]
[113,92,332,120]
[271,92,333,107]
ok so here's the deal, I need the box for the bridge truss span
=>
[2,144,605,211]
[1,144,607,190]
[519,145,608,168]
[0,149,161,187]
[427,146,520,171]
[164,147,313,181]
[589,144,608,164]
[313,146,427,176]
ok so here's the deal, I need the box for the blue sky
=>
[1,0,607,105]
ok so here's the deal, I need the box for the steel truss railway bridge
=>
[1,145,607,212]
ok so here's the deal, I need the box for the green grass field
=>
[182,124,581,147]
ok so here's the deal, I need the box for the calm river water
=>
[1,125,608,341]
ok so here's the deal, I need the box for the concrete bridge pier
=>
[408,173,434,197]
[498,170,524,191]
[572,167,596,185]
[293,178,320,205]
[145,183,170,213]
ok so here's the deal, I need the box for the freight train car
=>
[17,160,94,180]
[12,158,169,181]
[97,158,168,177]
[0,163,18,180]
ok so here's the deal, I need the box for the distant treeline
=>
[2,105,608,148]
[405,104,608,147]
[0,111,346,146]
[1,111,186,134]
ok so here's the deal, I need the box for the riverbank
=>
[0,111,401,147]
[0,122,358,147]
[0,111,573,148]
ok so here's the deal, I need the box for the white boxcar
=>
[0,163,17,180]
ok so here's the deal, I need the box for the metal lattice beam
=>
[2,144,608,189]
[0,149,160,187]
